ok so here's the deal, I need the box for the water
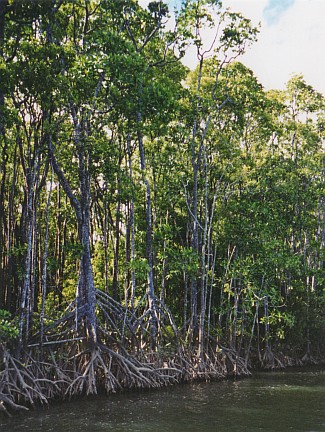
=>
[1,366,325,431]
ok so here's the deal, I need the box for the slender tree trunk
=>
[0,0,7,309]
[160,234,168,304]
[190,165,199,336]
[77,216,97,348]
[5,144,18,311]
[76,118,98,348]
[0,0,7,137]
[40,168,53,350]
[137,80,157,350]
[15,117,41,347]
[49,131,98,348]
[189,57,204,340]
[198,151,208,361]
[103,190,110,294]
[0,142,8,307]
[206,195,219,352]
[126,132,136,309]
[112,183,121,301]
[18,166,38,347]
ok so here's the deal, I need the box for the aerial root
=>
[66,348,122,397]
[0,348,51,414]
[301,350,317,365]
[101,345,182,389]
[0,339,251,415]
[0,393,29,417]
[64,343,183,399]
[260,347,287,370]
[0,292,254,414]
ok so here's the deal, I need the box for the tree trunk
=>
[49,132,98,349]
[137,81,157,350]
[112,188,121,301]
[0,0,7,136]
[40,168,53,350]
[125,132,136,310]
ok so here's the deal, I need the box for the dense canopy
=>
[0,0,324,415]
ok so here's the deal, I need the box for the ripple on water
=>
[1,367,325,432]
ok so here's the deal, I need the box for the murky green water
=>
[1,366,325,431]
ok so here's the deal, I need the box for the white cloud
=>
[224,0,325,94]
[263,0,295,25]
[139,0,325,95]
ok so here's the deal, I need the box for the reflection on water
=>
[1,367,325,431]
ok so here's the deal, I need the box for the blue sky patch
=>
[263,0,295,25]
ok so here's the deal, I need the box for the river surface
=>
[1,366,324,431]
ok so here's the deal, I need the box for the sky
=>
[224,0,325,94]
[139,0,325,95]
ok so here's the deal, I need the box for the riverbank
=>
[1,364,325,432]
[0,342,246,417]
[1,292,324,417]
[1,335,322,419]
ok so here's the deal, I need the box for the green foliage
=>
[0,0,324,364]
[0,310,19,342]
